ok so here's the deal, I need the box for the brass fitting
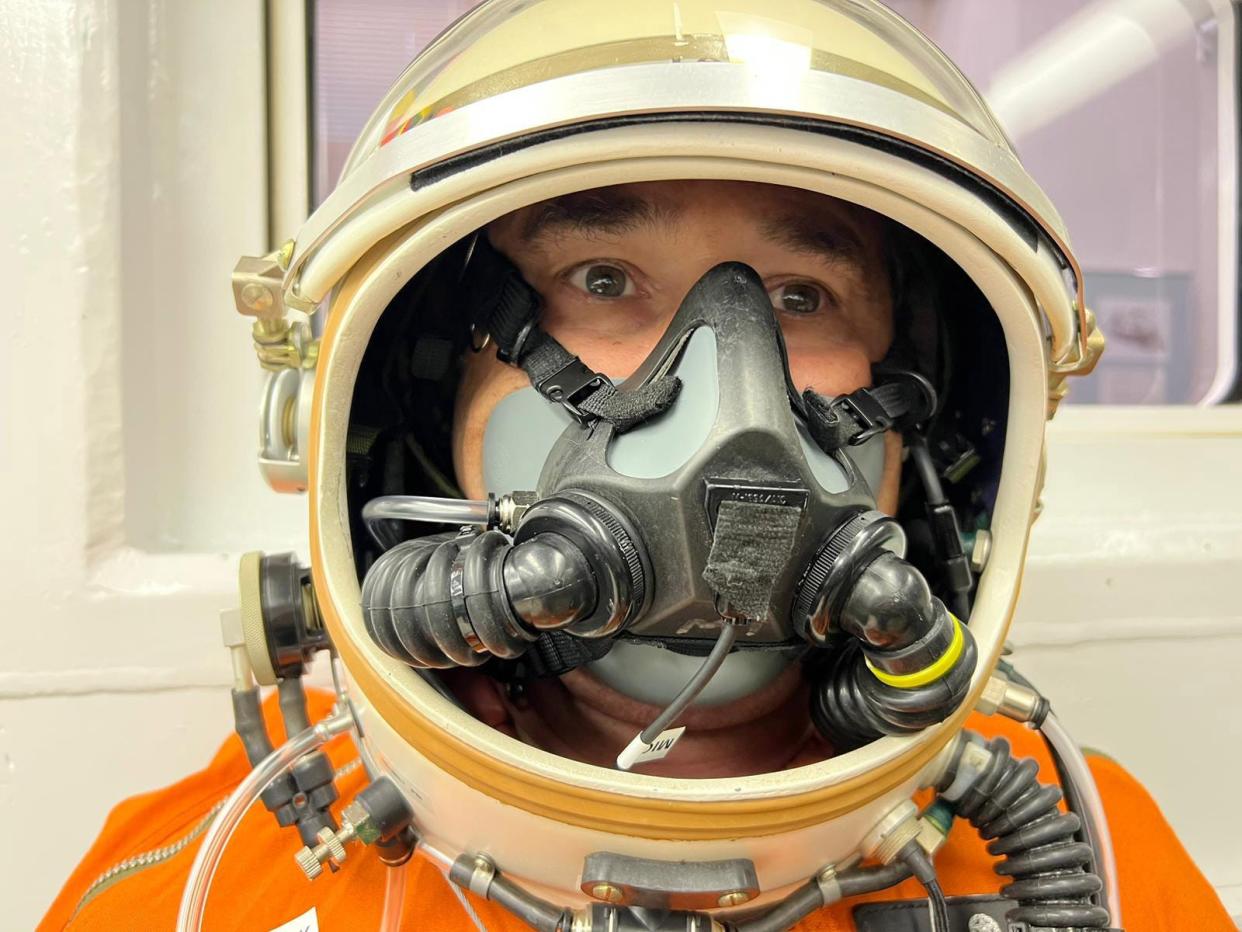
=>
[1048,305,1105,416]
[589,883,624,904]
[233,240,317,372]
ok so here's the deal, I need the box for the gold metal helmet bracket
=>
[1048,305,1106,416]
[233,239,321,492]
[232,239,319,372]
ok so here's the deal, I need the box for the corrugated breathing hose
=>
[944,734,1111,929]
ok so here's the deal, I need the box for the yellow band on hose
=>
[866,616,964,689]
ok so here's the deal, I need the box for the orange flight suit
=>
[42,689,1233,931]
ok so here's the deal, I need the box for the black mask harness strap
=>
[465,236,681,431]
[802,370,937,452]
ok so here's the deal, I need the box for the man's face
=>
[452,179,901,509]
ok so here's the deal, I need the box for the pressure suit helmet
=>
[230,0,1105,923]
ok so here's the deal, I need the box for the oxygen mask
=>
[360,258,976,764]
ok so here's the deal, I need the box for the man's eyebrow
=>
[761,213,867,270]
[520,190,680,244]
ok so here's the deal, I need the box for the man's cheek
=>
[452,357,530,498]
[787,346,873,397]
[545,316,668,381]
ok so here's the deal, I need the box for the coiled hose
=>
[945,735,1111,929]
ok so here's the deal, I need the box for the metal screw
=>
[241,281,273,312]
[968,914,1002,932]
[717,890,752,907]
[294,822,357,879]
[294,845,323,880]
[589,883,624,904]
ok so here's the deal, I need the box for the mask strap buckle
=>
[803,370,937,453]
[537,356,613,426]
[827,393,893,446]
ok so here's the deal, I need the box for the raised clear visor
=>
[340,0,1009,173]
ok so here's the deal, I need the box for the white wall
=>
[0,0,306,924]
[1,1,1239,928]
[1014,407,1242,921]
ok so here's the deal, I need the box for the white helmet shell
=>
[280,0,1102,910]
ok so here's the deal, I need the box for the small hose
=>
[924,879,950,932]
[997,662,1122,928]
[906,434,972,618]
[727,862,912,932]
[363,495,494,550]
[616,622,741,770]
[945,734,1111,929]
[277,676,313,733]
[1042,712,1121,929]
[175,708,353,932]
[379,861,410,932]
[448,854,572,932]
[433,848,919,932]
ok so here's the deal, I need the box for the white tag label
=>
[616,726,686,769]
[269,907,319,932]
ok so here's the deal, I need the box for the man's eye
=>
[768,281,827,315]
[567,262,635,298]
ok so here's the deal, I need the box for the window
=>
[307,0,1239,403]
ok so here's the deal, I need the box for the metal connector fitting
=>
[915,816,949,857]
[341,800,382,846]
[976,674,1046,724]
[861,800,921,865]
[815,865,843,906]
[295,822,358,880]
[996,681,1044,723]
[233,242,319,373]
[496,491,538,533]
[466,854,496,898]
[232,244,292,321]
[975,674,1010,716]
[294,843,324,880]
[294,777,416,879]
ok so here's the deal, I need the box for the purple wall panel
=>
[310,0,1235,403]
